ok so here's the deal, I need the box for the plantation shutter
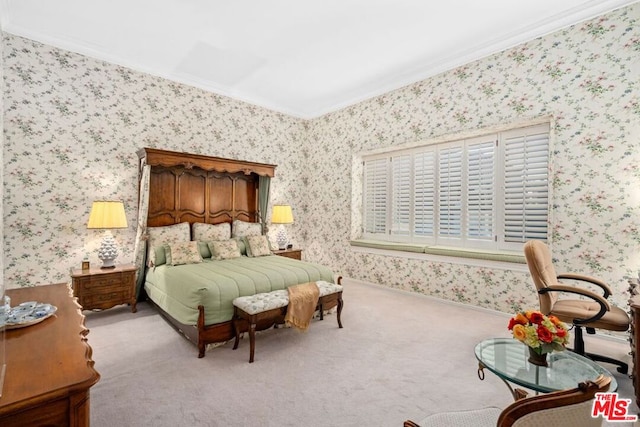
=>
[413,150,436,238]
[391,154,411,236]
[363,158,389,235]
[361,123,549,249]
[438,145,463,238]
[502,125,549,243]
[466,137,495,241]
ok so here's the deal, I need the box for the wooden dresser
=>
[629,278,640,408]
[0,283,100,426]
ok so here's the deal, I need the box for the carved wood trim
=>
[138,148,273,228]
[137,147,276,177]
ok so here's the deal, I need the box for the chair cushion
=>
[414,407,501,427]
[552,300,629,331]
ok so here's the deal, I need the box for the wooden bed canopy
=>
[137,147,275,228]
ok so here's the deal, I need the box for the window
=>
[362,123,549,251]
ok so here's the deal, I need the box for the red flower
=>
[537,325,553,343]
[508,313,529,330]
[528,311,545,325]
[556,327,567,338]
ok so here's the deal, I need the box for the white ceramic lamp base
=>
[275,225,288,250]
[97,231,119,268]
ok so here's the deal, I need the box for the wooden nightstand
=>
[272,248,302,260]
[70,263,137,312]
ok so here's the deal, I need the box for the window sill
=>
[349,239,526,264]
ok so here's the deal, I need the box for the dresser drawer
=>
[80,290,130,308]
[0,396,69,427]
[75,273,132,290]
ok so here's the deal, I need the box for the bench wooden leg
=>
[232,320,241,350]
[249,322,256,363]
[317,292,344,328]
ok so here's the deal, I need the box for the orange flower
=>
[548,315,562,326]
[512,324,527,341]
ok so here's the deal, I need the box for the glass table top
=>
[475,338,617,393]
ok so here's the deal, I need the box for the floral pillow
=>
[231,220,262,238]
[208,240,241,260]
[245,235,272,257]
[146,222,190,267]
[192,222,231,241]
[168,241,203,266]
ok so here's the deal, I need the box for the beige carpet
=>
[85,279,637,426]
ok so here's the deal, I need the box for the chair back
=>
[499,375,611,427]
[404,375,612,427]
[523,240,558,315]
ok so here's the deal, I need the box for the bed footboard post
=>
[197,305,206,358]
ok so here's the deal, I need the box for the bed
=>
[136,148,339,357]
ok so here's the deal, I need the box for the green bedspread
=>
[144,255,335,325]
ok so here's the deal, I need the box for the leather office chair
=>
[404,375,611,427]
[523,240,630,374]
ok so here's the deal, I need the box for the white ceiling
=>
[1,0,637,118]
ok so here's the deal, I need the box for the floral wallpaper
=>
[0,22,4,296]
[2,33,307,287]
[2,4,640,317]
[303,4,640,313]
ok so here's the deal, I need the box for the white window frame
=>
[362,123,550,252]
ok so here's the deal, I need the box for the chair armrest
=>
[556,273,612,298]
[538,285,610,324]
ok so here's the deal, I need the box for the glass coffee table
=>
[475,338,617,400]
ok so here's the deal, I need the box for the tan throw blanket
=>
[285,282,320,331]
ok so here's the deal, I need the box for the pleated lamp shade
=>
[87,201,128,229]
[271,205,294,224]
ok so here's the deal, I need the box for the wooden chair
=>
[523,240,630,374]
[404,375,611,427]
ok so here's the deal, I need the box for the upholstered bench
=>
[232,281,343,363]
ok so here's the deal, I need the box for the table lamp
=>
[271,205,293,250]
[87,200,128,268]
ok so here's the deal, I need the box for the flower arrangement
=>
[508,310,570,355]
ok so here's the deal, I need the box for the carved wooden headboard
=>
[137,148,276,227]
